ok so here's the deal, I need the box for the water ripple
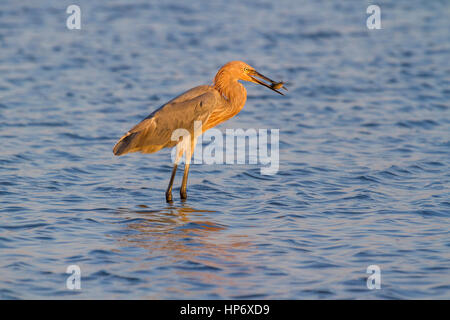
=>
[0,0,448,299]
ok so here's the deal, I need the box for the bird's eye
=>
[244,67,248,72]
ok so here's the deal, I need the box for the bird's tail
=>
[113,132,139,156]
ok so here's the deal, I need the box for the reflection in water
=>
[113,204,255,297]
[115,203,224,235]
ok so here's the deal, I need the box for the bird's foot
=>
[165,190,173,203]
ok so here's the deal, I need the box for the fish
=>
[270,81,287,91]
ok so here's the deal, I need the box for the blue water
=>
[0,0,449,299]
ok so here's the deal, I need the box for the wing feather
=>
[113,86,219,156]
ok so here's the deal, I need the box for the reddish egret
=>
[113,61,286,202]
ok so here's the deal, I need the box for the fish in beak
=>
[248,70,288,95]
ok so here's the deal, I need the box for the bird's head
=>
[215,61,287,95]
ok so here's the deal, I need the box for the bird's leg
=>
[166,143,184,203]
[165,164,178,202]
[180,137,196,201]
[180,163,190,200]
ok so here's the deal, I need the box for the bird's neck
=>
[203,75,247,131]
[213,75,247,112]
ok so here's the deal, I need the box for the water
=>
[0,0,449,299]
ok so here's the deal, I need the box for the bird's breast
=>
[203,97,246,131]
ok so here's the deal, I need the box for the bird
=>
[113,61,287,202]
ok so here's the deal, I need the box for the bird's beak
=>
[248,70,287,95]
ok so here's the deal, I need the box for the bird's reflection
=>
[115,203,224,235]
[113,203,251,263]
[112,203,257,297]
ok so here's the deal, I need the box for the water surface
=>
[0,0,449,299]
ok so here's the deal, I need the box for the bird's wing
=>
[165,85,213,105]
[113,86,219,155]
